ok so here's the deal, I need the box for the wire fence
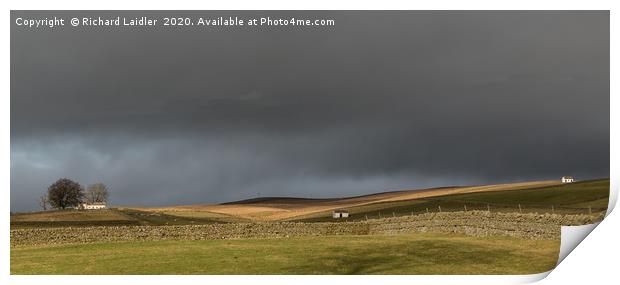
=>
[330,201,606,222]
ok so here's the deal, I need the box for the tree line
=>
[39,178,109,210]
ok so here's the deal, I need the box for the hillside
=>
[139,180,566,221]
[293,179,609,222]
[12,179,608,226]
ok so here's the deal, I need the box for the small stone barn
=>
[332,209,349,218]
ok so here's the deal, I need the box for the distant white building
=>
[332,209,349,218]
[561,176,575,183]
[75,202,107,210]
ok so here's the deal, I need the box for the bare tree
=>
[85,183,109,204]
[39,194,48,211]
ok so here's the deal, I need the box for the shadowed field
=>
[10,208,244,228]
[10,209,141,228]
[10,232,559,275]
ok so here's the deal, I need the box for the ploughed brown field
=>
[132,180,562,221]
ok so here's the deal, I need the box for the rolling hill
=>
[135,179,590,221]
[12,178,609,226]
[293,179,610,222]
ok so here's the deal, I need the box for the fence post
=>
[426,207,429,213]
[411,211,414,216]
[464,205,467,212]
[589,206,592,215]
[438,205,442,212]
[392,212,396,218]
[365,214,368,221]
[518,204,522,213]
[379,212,382,218]
[551,205,554,214]
[487,204,490,212]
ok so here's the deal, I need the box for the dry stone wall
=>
[11,211,604,247]
[367,211,602,240]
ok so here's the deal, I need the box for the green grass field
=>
[296,179,609,222]
[10,232,559,275]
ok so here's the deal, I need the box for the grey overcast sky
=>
[11,11,609,211]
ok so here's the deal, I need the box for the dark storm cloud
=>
[11,11,609,211]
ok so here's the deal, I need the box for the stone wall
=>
[367,211,603,240]
[10,211,604,247]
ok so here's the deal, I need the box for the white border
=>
[2,1,617,285]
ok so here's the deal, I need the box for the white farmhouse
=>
[561,176,575,183]
[75,202,107,210]
[332,209,349,218]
